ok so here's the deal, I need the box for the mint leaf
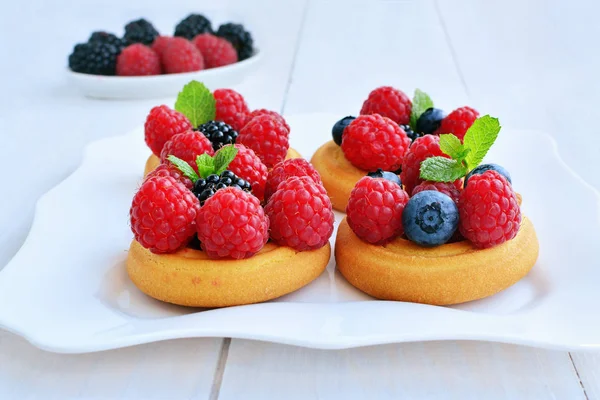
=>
[196,154,215,179]
[439,134,465,160]
[213,145,239,175]
[174,81,216,128]
[409,89,434,130]
[420,157,468,182]
[167,155,199,182]
[463,115,500,170]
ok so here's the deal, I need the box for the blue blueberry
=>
[402,190,459,247]
[464,163,512,186]
[416,108,445,135]
[367,168,402,187]
[332,116,355,146]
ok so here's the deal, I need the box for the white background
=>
[2,0,600,398]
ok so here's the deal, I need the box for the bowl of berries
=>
[67,14,260,99]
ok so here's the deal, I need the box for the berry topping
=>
[192,34,238,68]
[459,171,521,248]
[151,36,174,59]
[402,191,459,247]
[162,37,204,73]
[123,18,159,46]
[332,116,355,146]
[216,23,254,61]
[159,130,214,170]
[265,177,334,251]
[400,124,420,142]
[192,170,251,205]
[144,105,193,156]
[238,114,290,168]
[346,176,410,245]
[366,169,402,187]
[145,162,194,190]
[174,14,213,40]
[360,86,412,125]
[412,181,461,204]
[130,175,199,253]
[465,163,512,186]
[116,44,161,76]
[197,187,269,259]
[244,109,290,131]
[416,108,445,135]
[68,42,119,75]
[227,144,268,201]
[265,158,322,202]
[435,106,479,141]
[197,120,238,151]
[400,134,449,194]
[214,88,250,131]
[341,114,411,172]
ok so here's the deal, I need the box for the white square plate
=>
[1,114,598,353]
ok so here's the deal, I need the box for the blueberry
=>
[402,190,459,247]
[416,108,445,135]
[367,168,402,187]
[332,116,355,146]
[464,163,512,186]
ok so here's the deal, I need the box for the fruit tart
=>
[127,81,334,307]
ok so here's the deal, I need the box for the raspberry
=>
[145,162,194,190]
[265,177,334,251]
[435,106,479,141]
[400,135,447,194]
[360,86,412,125]
[412,181,461,204]
[216,23,254,61]
[238,115,290,168]
[151,36,174,59]
[68,42,119,75]
[144,105,193,156]
[123,18,159,46]
[174,14,213,39]
[162,37,204,74]
[346,176,410,245]
[197,187,269,259]
[264,158,322,202]
[130,175,200,253]
[159,131,214,170]
[459,171,521,248]
[192,34,238,68]
[227,144,268,201]
[116,44,161,76]
[341,114,411,171]
[214,88,250,131]
[244,109,290,131]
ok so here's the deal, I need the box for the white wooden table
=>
[2,0,599,398]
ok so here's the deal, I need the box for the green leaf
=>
[196,154,215,179]
[174,81,216,128]
[409,89,434,130]
[463,115,501,170]
[167,155,199,182]
[213,145,239,175]
[420,157,468,182]
[438,133,465,160]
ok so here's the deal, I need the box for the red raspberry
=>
[214,88,250,131]
[459,171,521,248]
[151,36,174,59]
[130,175,200,253]
[412,181,461,204]
[145,162,194,190]
[227,144,268,201]
[238,115,290,168]
[401,135,447,194]
[196,187,269,259]
[435,106,479,141]
[244,109,290,131]
[360,86,412,125]
[162,37,204,74]
[116,44,161,76]
[264,158,322,202]
[144,105,193,156]
[192,34,238,68]
[346,176,410,245]
[341,114,410,171]
[265,177,334,251]
[159,131,214,170]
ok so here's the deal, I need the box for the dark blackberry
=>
[123,18,159,45]
[174,14,213,40]
[88,31,125,52]
[216,23,254,61]
[188,235,202,250]
[367,168,402,187]
[416,108,445,135]
[68,42,119,75]
[197,120,238,151]
[400,124,421,142]
[193,170,251,205]
[332,116,355,146]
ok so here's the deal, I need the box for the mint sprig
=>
[409,89,434,130]
[167,155,199,182]
[420,114,500,182]
[167,145,239,184]
[174,81,215,128]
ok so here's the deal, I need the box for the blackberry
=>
[88,31,125,52]
[197,120,238,151]
[174,14,213,40]
[332,116,355,146]
[123,18,159,45]
[367,169,402,187]
[400,124,421,142]
[416,108,445,135]
[68,42,119,75]
[193,170,252,205]
[216,23,254,61]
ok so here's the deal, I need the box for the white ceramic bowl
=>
[68,49,261,99]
